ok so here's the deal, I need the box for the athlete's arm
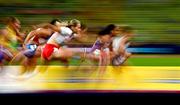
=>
[23,31,36,47]
[35,23,60,33]
[73,30,88,42]
[24,28,52,45]
[118,36,130,55]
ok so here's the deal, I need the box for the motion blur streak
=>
[0,66,180,93]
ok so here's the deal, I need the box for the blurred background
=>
[0,0,180,66]
[0,0,180,93]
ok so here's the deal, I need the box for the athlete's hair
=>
[98,24,116,36]
[68,19,81,27]
[50,19,61,25]
[6,17,19,24]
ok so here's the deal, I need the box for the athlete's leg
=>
[9,51,25,65]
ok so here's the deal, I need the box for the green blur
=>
[1,0,180,44]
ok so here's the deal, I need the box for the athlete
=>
[10,19,62,74]
[41,19,83,67]
[0,17,24,70]
[111,25,134,66]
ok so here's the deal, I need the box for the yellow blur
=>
[16,66,180,91]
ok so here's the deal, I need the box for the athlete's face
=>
[12,19,21,29]
[111,27,121,36]
[55,21,61,28]
[100,34,111,43]
[72,23,81,33]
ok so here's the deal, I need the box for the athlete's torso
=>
[47,27,74,47]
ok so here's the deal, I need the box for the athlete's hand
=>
[22,44,26,50]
